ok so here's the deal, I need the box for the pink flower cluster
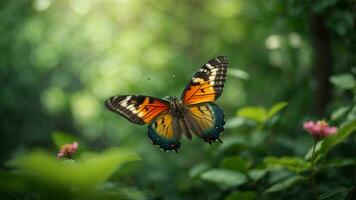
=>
[57,142,78,159]
[303,120,337,140]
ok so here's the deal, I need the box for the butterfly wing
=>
[105,95,170,124]
[185,103,225,143]
[181,56,228,105]
[148,113,182,152]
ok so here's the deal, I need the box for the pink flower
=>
[57,142,78,159]
[303,120,338,140]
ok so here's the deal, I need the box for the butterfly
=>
[105,56,228,152]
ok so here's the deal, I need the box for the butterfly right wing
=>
[181,56,228,105]
[105,95,170,125]
[185,103,225,143]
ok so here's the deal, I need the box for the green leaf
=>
[228,69,250,80]
[304,140,323,161]
[267,102,288,119]
[264,156,311,173]
[264,175,306,193]
[237,102,288,124]
[313,0,338,13]
[323,158,355,169]
[7,148,140,189]
[225,117,246,129]
[330,74,355,90]
[319,120,356,155]
[237,107,267,123]
[189,163,210,178]
[320,187,349,200]
[217,137,249,154]
[200,169,247,188]
[346,106,356,123]
[220,156,250,173]
[225,191,256,200]
[248,169,267,181]
[331,106,351,121]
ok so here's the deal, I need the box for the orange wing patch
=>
[148,113,182,152]
[105,95,169,125]
[181,56,228,105]
[151,114,174,139]
[183,78,217,105]
[136,97,169,123]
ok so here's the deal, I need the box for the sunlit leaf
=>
[330,74,355,90]
[189,163,210,178]
[264,156,311,173]
[237,107,267,123]
[264,175,306,193]
[267,102,288,119]
[225,191,256,200]
[248,169,267,181]
[304,140,323,161]
[319,120,356,155]
[225,117,246,129]
[331,106,351,121]
[200,169,247,188]
[7,148,140,189]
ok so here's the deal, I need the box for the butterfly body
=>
[105,56,228,152]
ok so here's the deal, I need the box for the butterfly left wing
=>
[181,56,228,105]
[185,103,225,143]
[148,113,183,152]
[105,95,170,125]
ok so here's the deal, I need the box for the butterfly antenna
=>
[218,138,223,143]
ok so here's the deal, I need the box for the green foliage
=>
[264,175,307,193]
[330,74,355,90]
[220,156,251,173]
[238,107,267,123]
[264,156,311,173]
[319,187,349,200]
[319,120,356,155]
[200,169,247,189]
[237,102,288,124]
[225,191,256,200]
[1,148,141,199]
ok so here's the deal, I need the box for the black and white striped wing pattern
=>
[105,95,170,125]
[181,56,228,105]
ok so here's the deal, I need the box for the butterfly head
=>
[166,96,186,118]
[167,96,179,102]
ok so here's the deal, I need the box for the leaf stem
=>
[310,139,320,200]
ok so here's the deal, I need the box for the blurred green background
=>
[1,0,356,199]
